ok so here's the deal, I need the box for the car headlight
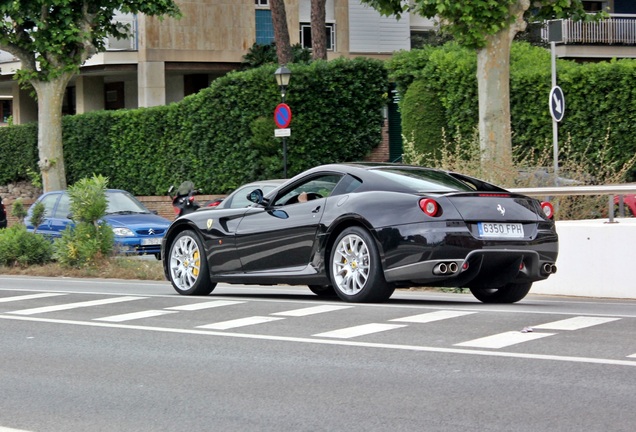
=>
[112,227,135,237]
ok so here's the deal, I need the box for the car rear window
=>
[372,168,474,193]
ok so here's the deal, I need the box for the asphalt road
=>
[1,276,635,432]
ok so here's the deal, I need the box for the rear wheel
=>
[168,230,216,296]
[329,226,394,303]
[469,282,532,304]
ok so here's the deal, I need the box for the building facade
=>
[0,0,433,125]
[0,0,634,125]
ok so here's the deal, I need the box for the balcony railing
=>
[544,14,636,45]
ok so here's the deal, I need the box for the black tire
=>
[308,284,337,297]
[154,253,161,260]
[167,230,216,296]
[329,226,394,303]
[469,282,532,304]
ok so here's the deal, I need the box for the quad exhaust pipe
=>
[433,261,459,275]
[542,263,558,274]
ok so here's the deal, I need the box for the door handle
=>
[311,206,321,213]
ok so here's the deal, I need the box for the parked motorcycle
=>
[168,181,201,218]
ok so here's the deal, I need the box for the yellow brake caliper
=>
[192,250,200,276]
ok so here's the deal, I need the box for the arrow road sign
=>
[549,86,565,122]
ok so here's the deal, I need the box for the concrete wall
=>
[532,218,636,299]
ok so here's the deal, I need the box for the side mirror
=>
[248,189,264,204]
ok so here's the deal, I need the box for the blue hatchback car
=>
[25,189,171,259]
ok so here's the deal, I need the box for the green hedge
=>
[0,58,388,194]
[0,122,39,184]
[387,42,636,179]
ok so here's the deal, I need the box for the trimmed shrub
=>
[0,225,53,266]
[52,175,114,267]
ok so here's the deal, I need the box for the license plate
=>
[477,222,524,238]
[141,238,162,246]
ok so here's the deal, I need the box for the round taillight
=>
[541,201,554,219]
[419,198,439,217]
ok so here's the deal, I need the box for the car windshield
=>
[372,168,474,193]
[105,191,151,214]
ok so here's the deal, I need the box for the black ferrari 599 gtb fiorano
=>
[162,163,558,303]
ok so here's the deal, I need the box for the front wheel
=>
[329,226,394,303]
[469,282,532,304]
[168,230,216,296]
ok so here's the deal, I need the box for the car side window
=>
[53,194,71,218]
[38,193,61,217]
[229,186,253,208]
[274,174,342,206]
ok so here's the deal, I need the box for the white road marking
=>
[197,316,285,330]
[0,427,34,432]
[2,314,635,368]
[94,310,178,322]
[165,300,245,311]
[391,310,477,323]
[271,305,353,317]
[533,316,620,331]
[0,293,66,303]
[628,353,636,358]
[7,296,146,315]
[455,331,555,349]
[314,323,407,339]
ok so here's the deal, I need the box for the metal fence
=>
[509,184,636,223]
[544,14,636,45]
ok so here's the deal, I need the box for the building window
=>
[582,1,608,12]
[255,0,269,6]
[104,82,125,110]
[0,100,12,123]
[300,23,335,51]
[255,9,275,45]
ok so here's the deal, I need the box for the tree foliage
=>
[360,1,594,49]
[0,0,181,192]
[361,0,600,169]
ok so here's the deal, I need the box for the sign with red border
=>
[274,103,292,129]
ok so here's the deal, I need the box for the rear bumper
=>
[377,221,558,288]
[384,249,557,288]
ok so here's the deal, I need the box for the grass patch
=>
[0,256,165,281]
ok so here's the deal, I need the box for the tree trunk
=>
[311,0,328,60]
[477,0,529,172]
[32,73,73,192]
[270,0,293,65]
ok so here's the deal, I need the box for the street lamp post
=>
[274,66,291,178]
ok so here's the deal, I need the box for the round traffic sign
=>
[274,103,292,129]
[549,86,565,122]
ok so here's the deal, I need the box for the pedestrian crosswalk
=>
[0,291,633,358]
[198,316,285,330]
[8,296,144,316]
[314,323,407,339]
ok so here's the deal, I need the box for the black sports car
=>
[162,163,558,303]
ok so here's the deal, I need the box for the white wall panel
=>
[348,1,410,53]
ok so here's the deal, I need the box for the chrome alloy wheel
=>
[332,233,370,295]
[169,234,202,291]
